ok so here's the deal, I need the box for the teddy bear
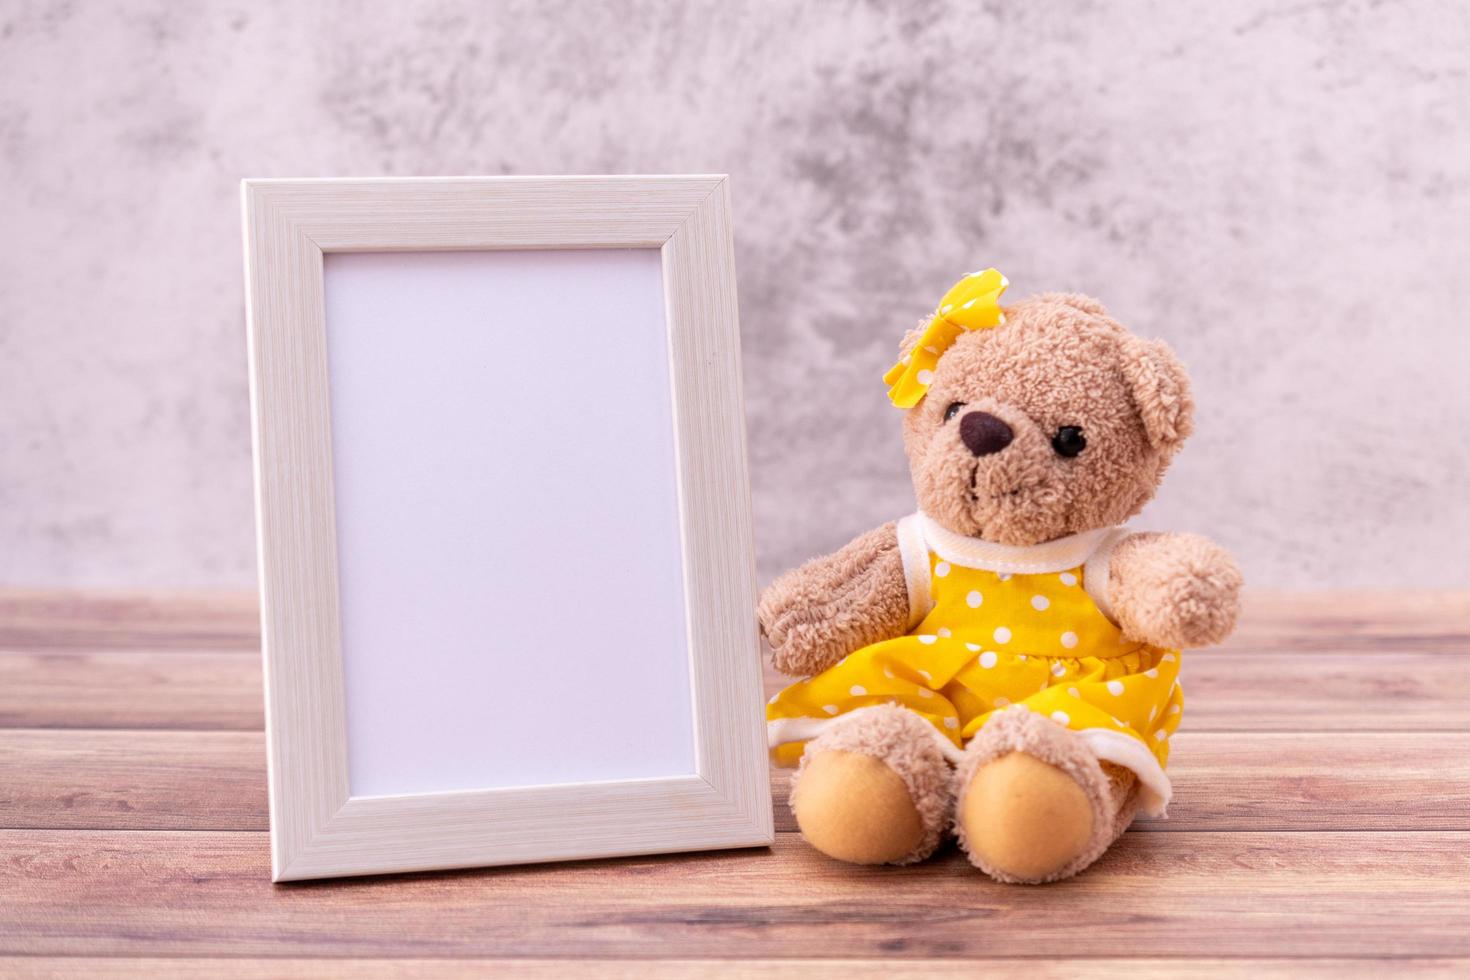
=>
[759,269,1243,883]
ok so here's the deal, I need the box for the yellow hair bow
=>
[883,268,1009,408]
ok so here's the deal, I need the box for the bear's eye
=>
[943,402,966,423]
[1052,426,1087,458]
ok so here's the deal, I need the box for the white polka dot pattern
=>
[763,547,1183,784]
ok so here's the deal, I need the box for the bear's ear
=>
[1121,337,1195,452]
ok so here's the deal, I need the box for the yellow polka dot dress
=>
[767,513,1181,815]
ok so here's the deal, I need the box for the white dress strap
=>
[894,513,933,630]
[1082,527,1130,625]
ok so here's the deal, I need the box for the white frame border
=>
[241,176,771,882]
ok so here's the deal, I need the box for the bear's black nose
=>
[959,411,1013,456]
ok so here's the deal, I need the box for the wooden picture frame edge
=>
[241,175,773,882]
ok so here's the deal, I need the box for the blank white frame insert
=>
[324,249,696,798]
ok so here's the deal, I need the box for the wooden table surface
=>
[1,590,1467,978]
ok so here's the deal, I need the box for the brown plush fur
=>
[758,521,909,677]
[759,287,1242,882]
[901,294,1192,545]
[1110,531,1244,649]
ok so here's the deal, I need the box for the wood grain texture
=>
[776,729,1470,833]
[1174,649,1470,731]
[251,175,724,251]
[6,729,1469,834]
[0,590,258,650]
[661,178,772,842]
[763,650,1470,732]
[243,176,349,883]
[1228,591,1470,653]
[0,730,268,830]
[5,960,1469,980]
[2,589,1468,971]
[0,651,263,729]
[2,587,1461,653]
[1,830,1467,958]
[8,647,1464,733]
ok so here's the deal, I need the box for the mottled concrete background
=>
[2,0,1468,590]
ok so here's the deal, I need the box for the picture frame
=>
[241,175,772,882]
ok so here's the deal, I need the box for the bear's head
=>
[901,293,1193,546]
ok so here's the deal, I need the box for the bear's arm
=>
[1106,531,1244,649]
[758,521,911,677]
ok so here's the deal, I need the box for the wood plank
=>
[0,589,1465,653]
[0,651,263,729]
[752,592,1469,667]
[3,958,1468,979]
[1145,731,1470,831]
[1176,650,1470,731]
[1228,591,1470,653]
[0,591,259,651]
[0,592,1466,967]
[772,730,1470,834]
[0,731,266,831]
[0,830,1466,958]
[765,650,1470,732]
[6,647,1466,733]
[4,730,1467,834]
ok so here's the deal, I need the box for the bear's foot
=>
[954,708,1137,883]
[790,704,952,865]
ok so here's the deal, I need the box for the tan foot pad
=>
[958,751,1094,881]
[953,708,1127,883]
[793,749,923,865]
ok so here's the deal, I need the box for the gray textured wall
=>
[2,0,1468,590]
